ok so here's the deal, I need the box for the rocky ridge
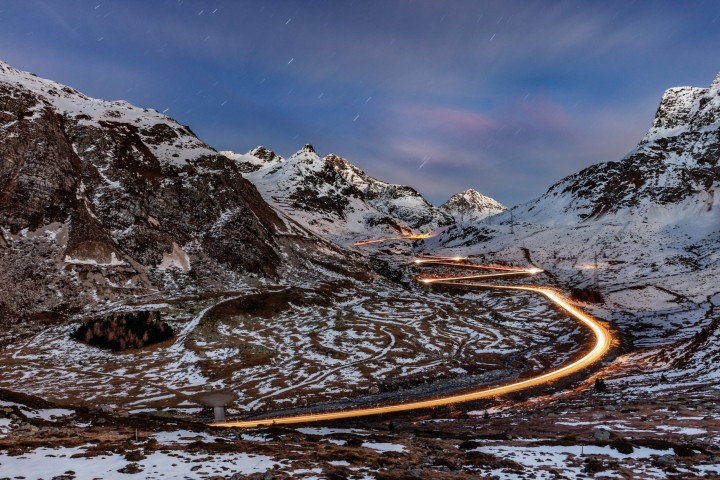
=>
[239,144,454,245]
[517,73,720,225]
[0,60,365,326]
[420,72,720,395]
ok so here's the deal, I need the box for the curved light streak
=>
[352,232,432,247]
[211,258,612,428]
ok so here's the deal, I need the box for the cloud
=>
[402,105,500,135]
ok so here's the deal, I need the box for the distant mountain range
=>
[440,189,506,223]
[0,59,503,325]
[223,144,470,245]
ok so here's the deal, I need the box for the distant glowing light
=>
[353,232,433,247]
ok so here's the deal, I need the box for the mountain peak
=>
[712,71,720,89]
[644,72,720,143]
[249,146,282,164]
[441,189,506,223]
[289,144,321,161]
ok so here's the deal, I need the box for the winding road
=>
[211,252,612,428]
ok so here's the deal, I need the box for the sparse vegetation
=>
[71,310,173,351]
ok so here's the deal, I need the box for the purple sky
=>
[2,0,720,205]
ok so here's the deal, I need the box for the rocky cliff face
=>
[240,145,453,245]
[440,188,506,223]
[0,61,361,326]
[520,74,720,225]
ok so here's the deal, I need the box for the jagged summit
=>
[441,189,506,223]
[220,146,283,173]
[494,71,720,225]
[712,71,720,88]
[299,144,316,154]
[424,73,720,329]
[243,147,453,245]
[645,72,720,141]
[250,146,283,163]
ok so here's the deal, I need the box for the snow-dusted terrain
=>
[0,60,369,326]
[440,188,506,223]
[2,58,720,479]
[233,144,455,246]
[421,72,720,394]
[0,279,585,415]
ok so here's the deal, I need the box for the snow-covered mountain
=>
[513,73,720,226]
[219,146,284,173]
[422,72,720,349]
[440,188,506,223]
[0,60,364,325]
[238,144,454,245]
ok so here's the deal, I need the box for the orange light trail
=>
[352,232,433,247]
[210,256,611,429]
[418,271,530,283]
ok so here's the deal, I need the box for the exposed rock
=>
[523,72,720,222]
[0,60,367,327]
[654,454,676,467]
[243,147,453,245]
[593,428,611,441]
[220,146,284,173]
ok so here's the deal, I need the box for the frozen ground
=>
[2,387,719,480]
[0,265,588,416]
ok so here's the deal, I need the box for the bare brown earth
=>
[2,385,719,479]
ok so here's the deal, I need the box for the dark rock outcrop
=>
[0,60,364,325]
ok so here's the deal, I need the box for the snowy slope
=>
[512,72,720,226]
[0,60,365,325]
[242,144,453,246]
[421,72,720,351]
[440,188,506,223]
[0,61,218,167]
[219,146,284,173]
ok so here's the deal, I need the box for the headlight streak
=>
[352,232,434,247]
[210,254,611,428]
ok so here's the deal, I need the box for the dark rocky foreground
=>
[1,386,719,479]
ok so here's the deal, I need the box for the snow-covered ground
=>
[419,72,720,396]
[0,277,584,414]
[0,444,280,479]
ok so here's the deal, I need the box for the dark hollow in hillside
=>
[71,310,174,351]
[569,287,605,304]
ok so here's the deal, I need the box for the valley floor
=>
[1,385,720,479]
[1,247,719,479]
